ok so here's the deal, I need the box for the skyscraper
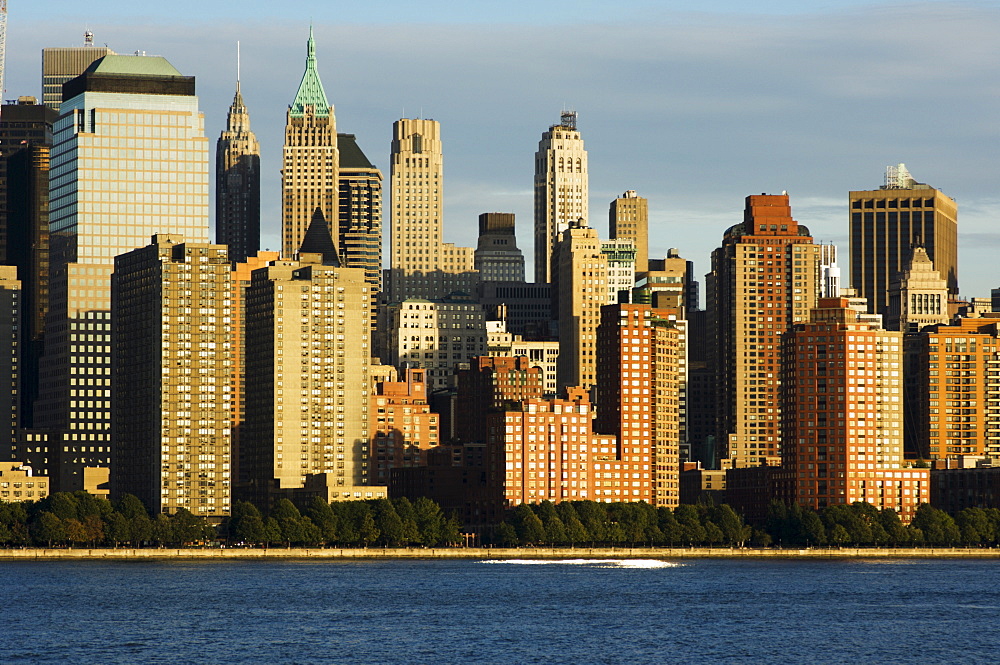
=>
[34,53,209,491]
[216,70,260,265]
[595,303,681,507]
[0,97,56,427]
[337,132,382,313]
[850,164,958,318]
[706,194,820,467]
[388,118,476,301]
[534,111,587,284]
[0,266,19,455]
[886,246,949,333]
[609,190,648,275]
[782,297,926,522]
[243,237,372,504]
[474,213,524,283]
[112,236,233,517]
[552,219,607,391]
[41,34,114,112]
[282,27,337,258]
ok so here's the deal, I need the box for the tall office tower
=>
[601,238,636,304]
[390,118,438,300]
[371,367,439,485]
[0,266,19,456]
[850,164,958,318]
[231,250,280,486]
[1,98,57,427]
[282,27,337,258]
[887,246,949,333]
[781,297,927,522]
[706,194,820,467]
[0,97,56,262]
[337,133,382,303]
[907,317,1000,461]
[552,219,607,391]
[111,236,232,517]
[475,213,525,283]
[595,303,681,507]
[216,75,260,265]
[243,226,372,505]
[534,111,587,284]
[35,54,209,492]
[476,281,552,336]
[609,190,648,275]
[455,356,544,444]
[41,34,114,112]
[385,293,487,390]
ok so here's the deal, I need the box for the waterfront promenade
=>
[3,546,1000,560]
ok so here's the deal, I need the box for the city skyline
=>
[5,4,998,300]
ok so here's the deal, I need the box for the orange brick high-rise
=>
[781,297,927,522]
[707,194,820,466]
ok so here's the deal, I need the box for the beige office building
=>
[534,111,588,284]
[552,220,607,391]
[850,164,958,318]
[243,239,371,505]
[282,28,338,258]
[609,190,648,275]
[388,118,476,301]
[112,236,232,516]
[35,54,209,492]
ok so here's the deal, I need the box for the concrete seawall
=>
[3,547,1000,560]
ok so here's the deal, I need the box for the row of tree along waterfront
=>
[1,492,997,548]
[0,492,461,548]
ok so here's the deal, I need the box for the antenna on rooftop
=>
[236,40,241,92]
[0,1,7,97]
[560,110,577,130]
[84,30,94,47]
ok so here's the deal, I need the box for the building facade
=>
[595,303,681,507]
[111,236,232,516]
[475,212,525,283]
[385,293,487,391]
[372,367,440,484]
[216,78,260,265]
[850,164,958,317]
[337,132,382,310]
[706,194,820,466]
[552,220,607,391]
[456,356,545,444]
[887,246,949,333]
[243,252,371,504]
[35,54,209,492]
[41,39,115,112]
[609,190,648,275]
[0,267,19,455]
[282,28,337,258]
[781,297,926,522]
[533,111,587,284]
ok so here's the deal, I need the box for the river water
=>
[5,557,999,663]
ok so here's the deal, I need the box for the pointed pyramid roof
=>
[299,207,341,266]
[289,26,330,118]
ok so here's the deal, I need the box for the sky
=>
[6,1,1000,303]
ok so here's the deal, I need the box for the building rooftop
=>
[85,54,182,77]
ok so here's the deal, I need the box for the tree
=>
[306,497,338,544]
[674,505,706,545]
[413,497,445,546]
[33,511,66,547]
[171,508,213,545]
[64,518,88,546]
[105,512,131,547]
[799,510,826,546]
[510,504,545,545]
[711,505,751,546]
[911,504,960,545]
[116,494,149,519]
[230,501,266,545]
[373,499,405,546]
[359,513,380,547]
[494,522,518,547]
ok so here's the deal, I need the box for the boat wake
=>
[482,559,680,568]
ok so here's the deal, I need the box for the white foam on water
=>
[481,558,680,568]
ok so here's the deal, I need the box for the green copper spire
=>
[289,25,330,118]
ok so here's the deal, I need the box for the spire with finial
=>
[290,24,330,118]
